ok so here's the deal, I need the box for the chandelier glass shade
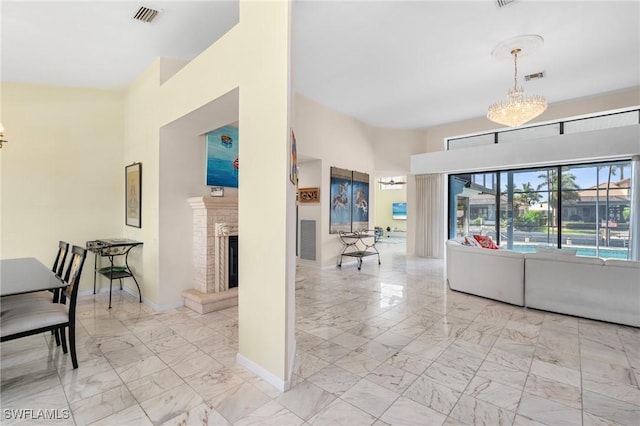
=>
[487,48,547,127]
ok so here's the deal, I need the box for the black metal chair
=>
[0,246,87,369]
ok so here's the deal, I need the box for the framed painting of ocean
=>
[206,125,239,188]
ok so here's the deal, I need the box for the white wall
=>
[297,158,322,266]
[421,87,640,154]
[412,125,640,175]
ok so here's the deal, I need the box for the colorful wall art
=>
[352,171,370,231]
[206,125,239,188]
[329,167,370,234]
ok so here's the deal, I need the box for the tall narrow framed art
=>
[329,167,370,234]
[126,162,142,228]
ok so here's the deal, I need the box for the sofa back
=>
[524,254,639,327]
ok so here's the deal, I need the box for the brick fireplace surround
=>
[183,196,238,313]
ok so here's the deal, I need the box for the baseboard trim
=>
[77,286,182,312]
[236,353,289,392]
[287,339,296,390]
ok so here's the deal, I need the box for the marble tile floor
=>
[2,243,639,426]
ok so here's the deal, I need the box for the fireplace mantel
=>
[183,196,238,313]
[187,195,239,210]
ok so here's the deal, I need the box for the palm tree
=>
[536,169,580,226]
[514,182,542,207]
[598,164,619,246]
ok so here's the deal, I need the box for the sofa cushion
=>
[450,237,468,246]
[473,235,498,249]
[463,237,481,248]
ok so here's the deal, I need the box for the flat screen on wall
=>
[392,202,407,220]
[206,125,239,188]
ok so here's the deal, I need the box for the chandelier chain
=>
[513,51,518,89]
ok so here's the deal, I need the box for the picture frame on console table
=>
[125,162,142,228]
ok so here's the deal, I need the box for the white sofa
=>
[446,240,525,306]
[525,253,640,327]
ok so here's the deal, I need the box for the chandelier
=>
[0,123,7,149]
[487,36,547,127]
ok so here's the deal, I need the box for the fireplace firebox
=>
[229,235,238,288]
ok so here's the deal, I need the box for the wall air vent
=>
[133,6,159,23]
[525,71,545,82]
[496,0,517,8]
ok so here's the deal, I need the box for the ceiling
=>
[1,1,639,129]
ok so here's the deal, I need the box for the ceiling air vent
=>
[525,71,545,82]
[496,0,517,8]
[133,6,159,23]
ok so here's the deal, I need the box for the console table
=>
[86,238,142,309]
[338,230,381,270]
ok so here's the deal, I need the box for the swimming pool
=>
[511,245,630,260]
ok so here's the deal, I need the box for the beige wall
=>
[158,89,240,309]
[0,83,124,292]
[375,185,407,232]
[294,94,376,267]
[294,94,425,265]
[121,60,163,306]
[371,126,425,175]
[123,0,296,386]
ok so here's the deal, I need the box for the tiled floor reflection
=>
[2,242,639,425]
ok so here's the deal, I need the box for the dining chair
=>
[0,245,87,369]
[2,240,70,345]
[52,241,70,277]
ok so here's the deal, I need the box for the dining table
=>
[0,257,66,297]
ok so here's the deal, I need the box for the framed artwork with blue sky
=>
[206,125,239,188]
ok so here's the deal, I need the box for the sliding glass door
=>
[449,160,632,259]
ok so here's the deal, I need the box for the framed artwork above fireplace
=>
[206,125,239,188]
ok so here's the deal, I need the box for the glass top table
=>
[86,238,143,309]
[0,257,65,297]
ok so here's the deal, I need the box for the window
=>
[449,160,632,259]
[445,108,639,151]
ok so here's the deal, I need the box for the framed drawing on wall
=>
[126,162,142,228]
